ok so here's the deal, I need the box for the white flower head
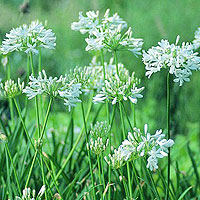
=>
[0,78,24,98]
[1,20,56,55]
[143,35,200,86]
[23,70,82,111]
[87,121,110,155]
[72,9,143,55]
[118,124,174,171]
[104,146,125,169]
[93,68,144,105]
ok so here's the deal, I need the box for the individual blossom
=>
[15,185,45,200]
[23,70,82,111]
[1,20,56,55]
[193,27,200,49]
[119,124,174,171]
[0,78,24,98]
[87,121,110,155]
[143,35,200,86]
[93,71,144,105]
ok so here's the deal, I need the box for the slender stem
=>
[81,99,96,200]
[15,97,52,188]
[119,102,132,198]
[119,169,129,198]
[25,54,30,108]
[52,93,93,186]
[29,52,34,75]
[131,162,144,200]
[5,143,22,196]
[38,48,42,73]
[100,49,106,80]
[25,150,37,188]
[6,61,14,127]
[27,54,30,82]
[6,149,13,199]
[69,108,74,172]
[35,96,41,137]
[40,98,53,139]
[13,98,35,151]
[100,48,111,200]
[132,104,136,127]
[142,159,160,199]
[166,72,171,200]
[100,153,106,191]
[40,155,47,199]
[97,155,103,200]
[114,50,119,77]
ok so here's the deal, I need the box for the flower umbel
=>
[87,121,110,155]
[0,78,24,98]
[23,70,82,111]
[105,124,174,171]
[72,9,143,55]
[1,20,56,55]
[93,69,144,105]
[120,124,174,171]
[143,35,200,86]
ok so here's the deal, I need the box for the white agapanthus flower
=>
[193,27,200,49]
[71,10,100,35]
[87,121,110,155]
[23,70,82,111]
[119,124,174,171]
[71,9,127,35]
[86,25,143,56]
[93,72,144,105]
[87,137,109,155]
[1,20,56,55]
[72,9,143,55]
[15,185,45,200]
[0,78,24,98]
[65,66,92,92]
[143,35,200,86]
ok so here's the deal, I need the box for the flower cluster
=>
[1,20,56,55]
[104,147,124,169]
[71,9,143,55]
[143,35,200,86]
[0,78,24,98]
[93,71,144,105]
[15,185,45,200]
[193,27,200,49]
[65,66,92,92]
[87,121,110,155]
[105,124,174,171]
[23,70,82,111]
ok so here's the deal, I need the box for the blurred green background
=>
[0,0,200,151]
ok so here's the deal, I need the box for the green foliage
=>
[0,0,200,199]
